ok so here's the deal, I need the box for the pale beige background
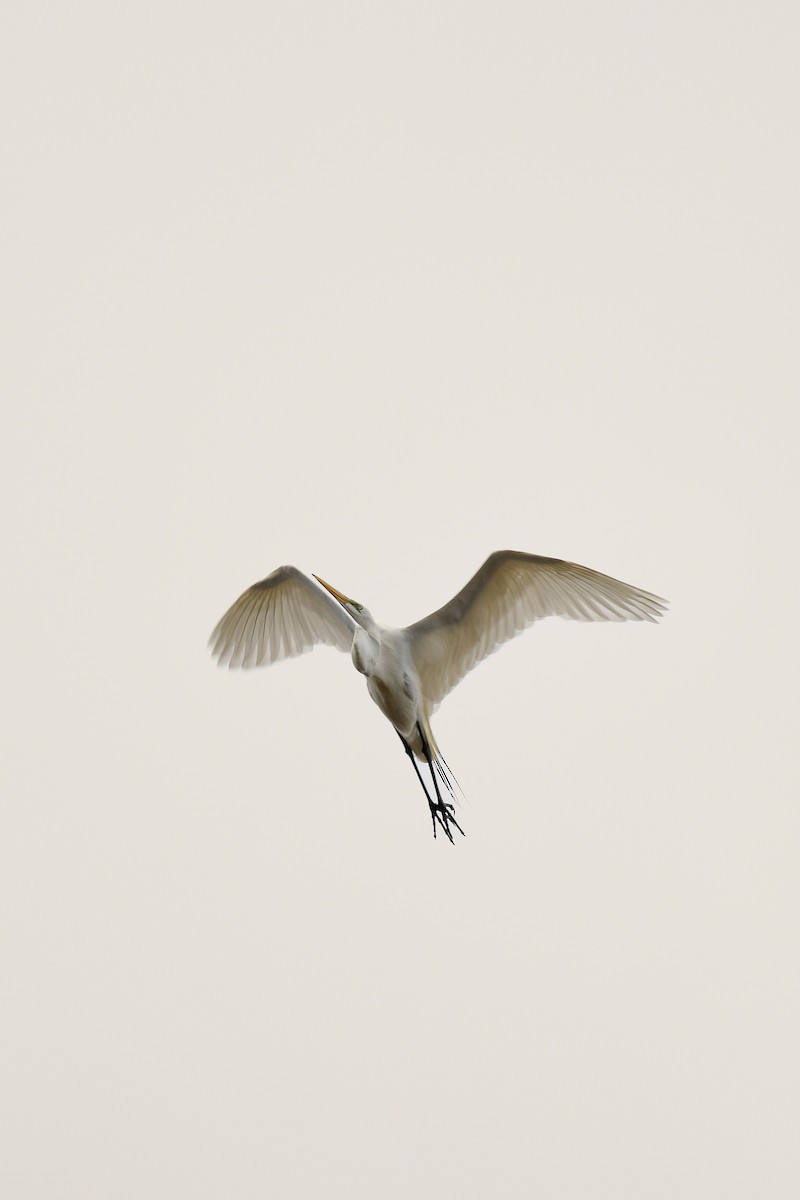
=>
[2,2,798,1197]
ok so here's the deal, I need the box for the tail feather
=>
[434,753,463,804]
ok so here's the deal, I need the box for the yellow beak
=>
[313,575,350,606]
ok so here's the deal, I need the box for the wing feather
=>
[408,550,667,711]
[209,565,356,668]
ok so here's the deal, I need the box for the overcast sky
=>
[2,2,798,1197]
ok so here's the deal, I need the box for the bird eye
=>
[351,600,364,612]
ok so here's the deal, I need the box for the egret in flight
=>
[210,551,666,842]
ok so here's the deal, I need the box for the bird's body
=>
[357,627,418,740]
[210,551,666,841]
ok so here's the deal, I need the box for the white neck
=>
[351,625,379,676]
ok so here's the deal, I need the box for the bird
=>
[209,551,667,842]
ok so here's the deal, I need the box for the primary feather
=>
[408,551,667,712]
[209,565,355,668]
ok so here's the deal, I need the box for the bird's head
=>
[313,575,374,629]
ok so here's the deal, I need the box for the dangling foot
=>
[397,727,466,843]
[416,721,465,843]
[428,796,465,843]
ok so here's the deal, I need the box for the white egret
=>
[209,551,667,841]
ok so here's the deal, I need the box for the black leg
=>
[397,730,461,842]
[397,731,437,834]
[398,724,465,842]
[416,722,465,841]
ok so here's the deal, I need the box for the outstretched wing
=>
[209,565,356,668]
[408,550,667,711]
